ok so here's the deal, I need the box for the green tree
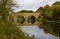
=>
[51,2,60,36]
[39,1,60,37]
[53,1,60,5]
[36,7,44,14]
[0,0,15,20]
[44,4,53,20]
[0,19,35,39]
[17,10,34,13]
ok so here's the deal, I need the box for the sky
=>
[13,0,60,12]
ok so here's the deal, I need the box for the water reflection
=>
[20,25,59,39]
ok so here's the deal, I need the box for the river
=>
[19,25,59,39]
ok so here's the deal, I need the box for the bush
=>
[37,15,44,22]
[0,19,35,39]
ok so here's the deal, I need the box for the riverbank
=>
[0,19,35,39]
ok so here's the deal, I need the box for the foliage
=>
[0,0,16,20]
[37,14,44,22]
[38,1,60,37]
[17,10,34,13]
[0,19,35,39]
[53,1,60,5]
[36,7,44,12]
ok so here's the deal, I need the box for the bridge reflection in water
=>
[8,12,43,25]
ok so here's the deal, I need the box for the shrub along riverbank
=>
[0,19,35,39]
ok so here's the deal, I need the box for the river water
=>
[19,25,59,39]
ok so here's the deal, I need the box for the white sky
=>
[14,0,60,12]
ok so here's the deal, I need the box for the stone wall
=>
[8,12,42,25]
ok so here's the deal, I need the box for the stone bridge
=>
[8,12,43,25]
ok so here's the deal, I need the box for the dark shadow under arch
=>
[27,15,36,24]
[17,15,25,24]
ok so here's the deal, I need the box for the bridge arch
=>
[27,15,36,24]
[17,15,25,24]
[8,13,41,25]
